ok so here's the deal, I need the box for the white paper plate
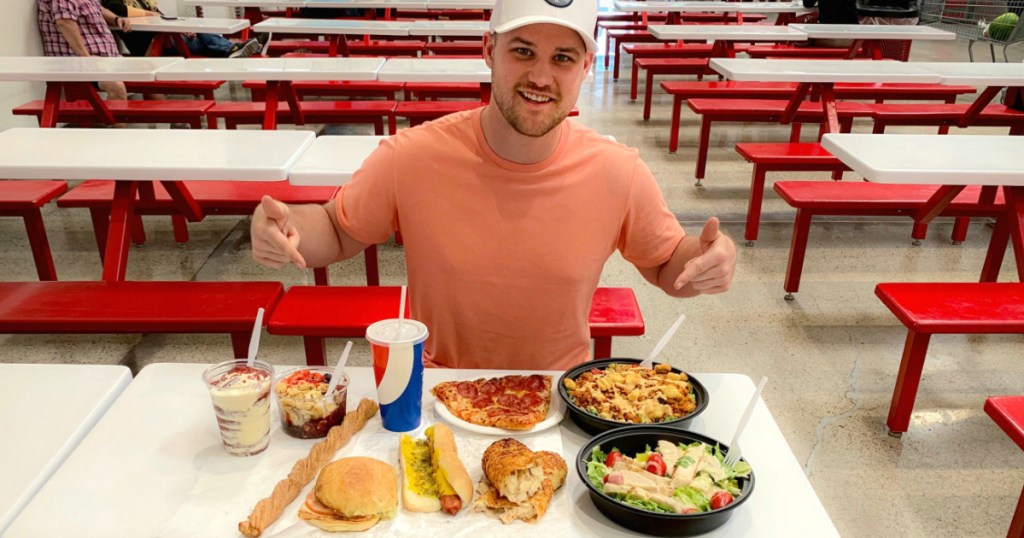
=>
[433,393,566,436]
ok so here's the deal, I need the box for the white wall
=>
[1,0,45,130]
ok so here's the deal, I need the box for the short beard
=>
[492,86,568,138]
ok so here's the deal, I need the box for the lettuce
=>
[674,486,710,511]
[587,447,609,489]
[609,492,674,514]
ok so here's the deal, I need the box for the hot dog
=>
[398,423,473,515]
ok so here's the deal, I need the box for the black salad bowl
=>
[576,425,756,536]
[558,357,709,435]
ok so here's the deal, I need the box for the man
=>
[251,0,737,371]
[37,0,131,102]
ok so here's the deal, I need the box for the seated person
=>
[802,0,858,47]
[855,0,920,24]
[37,0,129,125]
[101,0,260,57]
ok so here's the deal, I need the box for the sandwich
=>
[473,438,567,524]
[298,457,397,532]
[398,423,474,514]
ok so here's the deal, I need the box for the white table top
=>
[821,134,1024,186]
[426,0,494,8]
[7,364,838,537]
[378,57,490,82]
[288,135,383,186]
[0,56,182,82]
[408,20,489,37]
[304,0,430,7]
[128,15,250,34]
[253,17,413,35]
[615,0,814,14]
[710,58,942,83]
[155,57,384,81]
[0,128,316,181]
[185,0,309,7]
[0,364,132,536]
[649,24,809,41]
[916,61,1024,86]
[790,23,956,40]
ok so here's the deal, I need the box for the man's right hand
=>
[252,195,307,269]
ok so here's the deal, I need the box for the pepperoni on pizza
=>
[431,375,552,431]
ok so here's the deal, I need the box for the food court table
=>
[155,57,384,129]
[253,17,413,56]
[378,57,492,101]
[789,23,956,59]
[0,363,132,536]
[128,16,251,57]
[917,61,1024,128]
[287,135,383,186]
[615,1,815,25]
[0,56,182,128]
[6,363,839,537]
[0,128,315,281]
[710,58,941,134]
[821,133,1024,282]
[649,24,808,57]
[408,20,489,37]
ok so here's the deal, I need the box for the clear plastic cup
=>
[272,366,349,439]
[366,319,428,432]
[202,359,274,457]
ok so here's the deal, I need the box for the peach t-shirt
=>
[336,108,685,371]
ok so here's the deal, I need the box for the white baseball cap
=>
[489,0,598,53]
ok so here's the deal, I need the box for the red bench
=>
[425,41,483,56]
[0,181,68,281]
[686,99,873,185]
[0,281,283,357]
[875,283,1024,435]
[744,45,849,59]
[985,396,1024,538]
[734,143,848,246]
[13,99,214,128]
[243,80,402,101]
[267,286,645,366]
[663,83,977,154]
[205,100,397,133]
[124,80,225,100]
[868,103,1024,135]
[403,82,482,101]
[776,182,1006,299]
[606,30,661,79]
[634,58,712,120]
[56,180,380,287]
[625,43,715,100]
[393,101,483,128]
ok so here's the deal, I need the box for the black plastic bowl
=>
[577,426,756,536]
[558,357,709,435]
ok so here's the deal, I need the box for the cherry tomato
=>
[604,450,625,467]
[710,491,734,510]
[645,453,667,476]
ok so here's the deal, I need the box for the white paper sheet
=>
[155,402,570,537]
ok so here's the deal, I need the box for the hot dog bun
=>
[398,423,473,515]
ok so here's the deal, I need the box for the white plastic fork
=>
[724,376,767,469]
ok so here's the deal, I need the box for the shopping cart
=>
[921,0,1024,60]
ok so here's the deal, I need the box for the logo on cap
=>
[545,0,573,7]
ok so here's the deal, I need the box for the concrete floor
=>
[1,30,1023,538]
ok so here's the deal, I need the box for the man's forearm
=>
[286,201,366,268]
[55,20,91,56]
[647,235,704,298]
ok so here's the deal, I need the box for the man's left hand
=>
[117,17,132,31]
[674,217,735,294]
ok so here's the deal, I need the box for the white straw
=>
[322,341,353,412]
[640,312,686,369]
[246,307,265,368]
[395,285,407,339]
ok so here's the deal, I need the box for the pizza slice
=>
[431,375,552,431]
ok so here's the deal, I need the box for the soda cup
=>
[365,319,428,432]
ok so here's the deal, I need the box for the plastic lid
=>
[365,319,429,347]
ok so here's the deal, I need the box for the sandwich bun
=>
[298,457,397,532]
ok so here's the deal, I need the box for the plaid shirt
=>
[37,0,120,57]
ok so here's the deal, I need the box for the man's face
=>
[483,23,594,138]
